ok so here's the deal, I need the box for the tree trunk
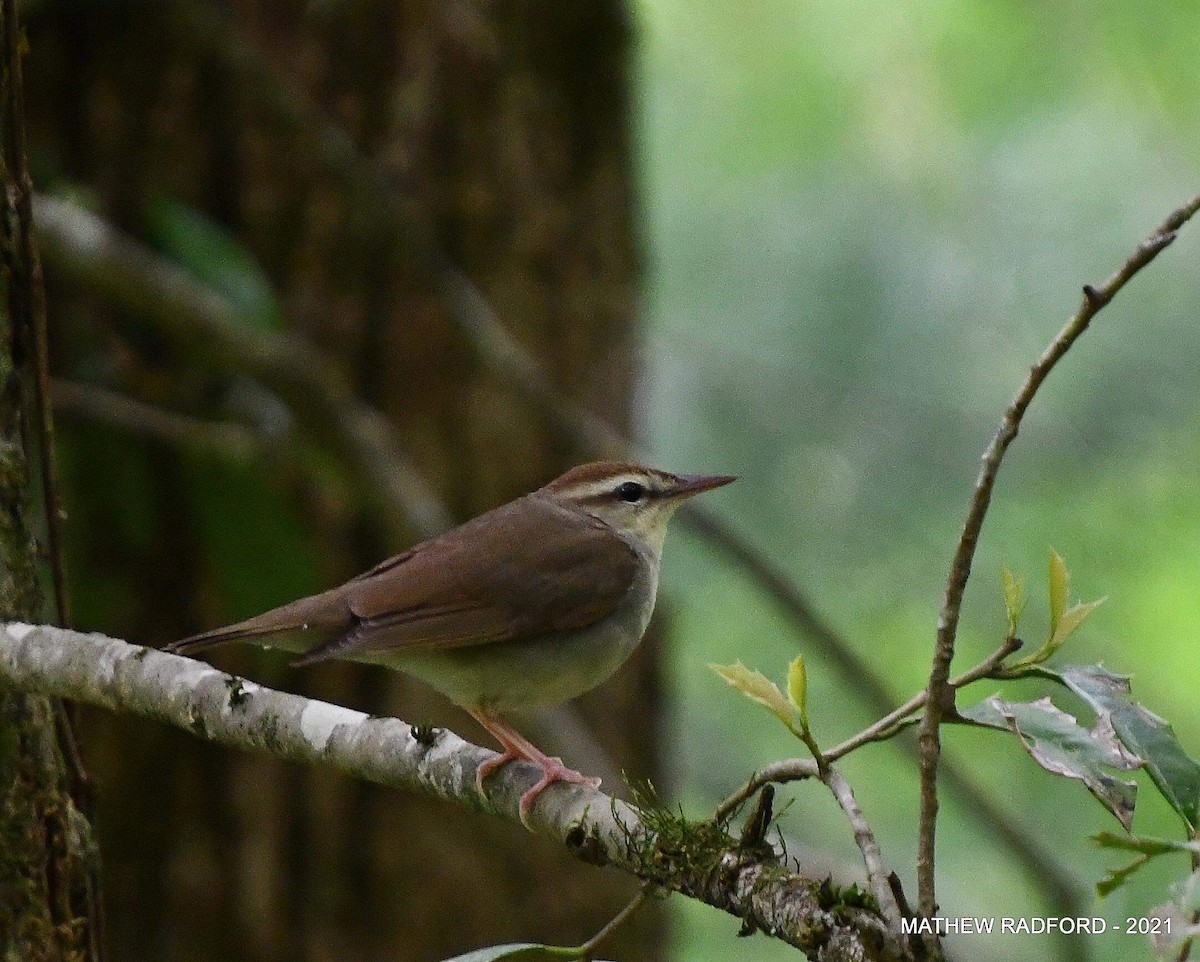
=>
[25,1,657,959]
[0,0,101,955]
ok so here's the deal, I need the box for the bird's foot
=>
[476,748,521,793]
[518,758,602,826]
[468,709,601,827]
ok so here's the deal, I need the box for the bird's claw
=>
[477,751,601,827]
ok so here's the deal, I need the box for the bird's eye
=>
[615,481,646,503]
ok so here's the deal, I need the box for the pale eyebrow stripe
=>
[574,478,668,509]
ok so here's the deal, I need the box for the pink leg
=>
[469,709,601,824]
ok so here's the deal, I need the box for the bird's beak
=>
[668,473,737,499]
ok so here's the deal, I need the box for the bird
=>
[168,460,735,822]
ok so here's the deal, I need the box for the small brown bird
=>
[170,461,735,821]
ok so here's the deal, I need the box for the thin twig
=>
[829,635,1022,761]
[916,190,1200,919]
[789,717,903,934]
[716,635,1022,820]
[824,767,902,933]
[577,883,656,962]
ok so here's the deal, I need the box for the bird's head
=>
[541,461,736,555]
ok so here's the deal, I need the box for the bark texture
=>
[0,161,88,962]
[0,0,100,954]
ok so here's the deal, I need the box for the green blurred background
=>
[634,1,1199,960]
[21,0,1200,959]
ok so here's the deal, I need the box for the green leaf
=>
[144,195,284,330]
[710,660,795,728]
[1096,855,1151,898]
[961,694,1140,829]
[1048,548,1068,638]
[1048,598,1105,651]
[1056,665,1200,832]
[1000,564,1026,636]
[1091,832,1200,898]
[786,655,809,730]
[1011,552,1103,666]
[441,945,587,962]
[1092,831,1200,857]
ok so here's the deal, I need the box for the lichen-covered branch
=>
[0,623,912,962]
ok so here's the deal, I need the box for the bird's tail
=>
[166,587,350,655]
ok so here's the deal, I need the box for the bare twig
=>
[916,191,1200,919]
[0,622,909,962]
[53,380,261,461]
[577,883,656,962]
[788,717,903,934]
[825,767,902,932]
[830,636,1022,761]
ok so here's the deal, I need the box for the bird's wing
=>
[294,494,638,665]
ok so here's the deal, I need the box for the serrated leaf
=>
[1054,664,1200,832]
[1047,598,1105,651]
[441,945,587,962]
[710,661,794,728]
[1001,565,1026,636]
[962,694,1140,829]
[1013,597,1104,668]
[787,655,808,730]
[1048,548,1069,638]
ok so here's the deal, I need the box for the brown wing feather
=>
[295,493,638,665]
